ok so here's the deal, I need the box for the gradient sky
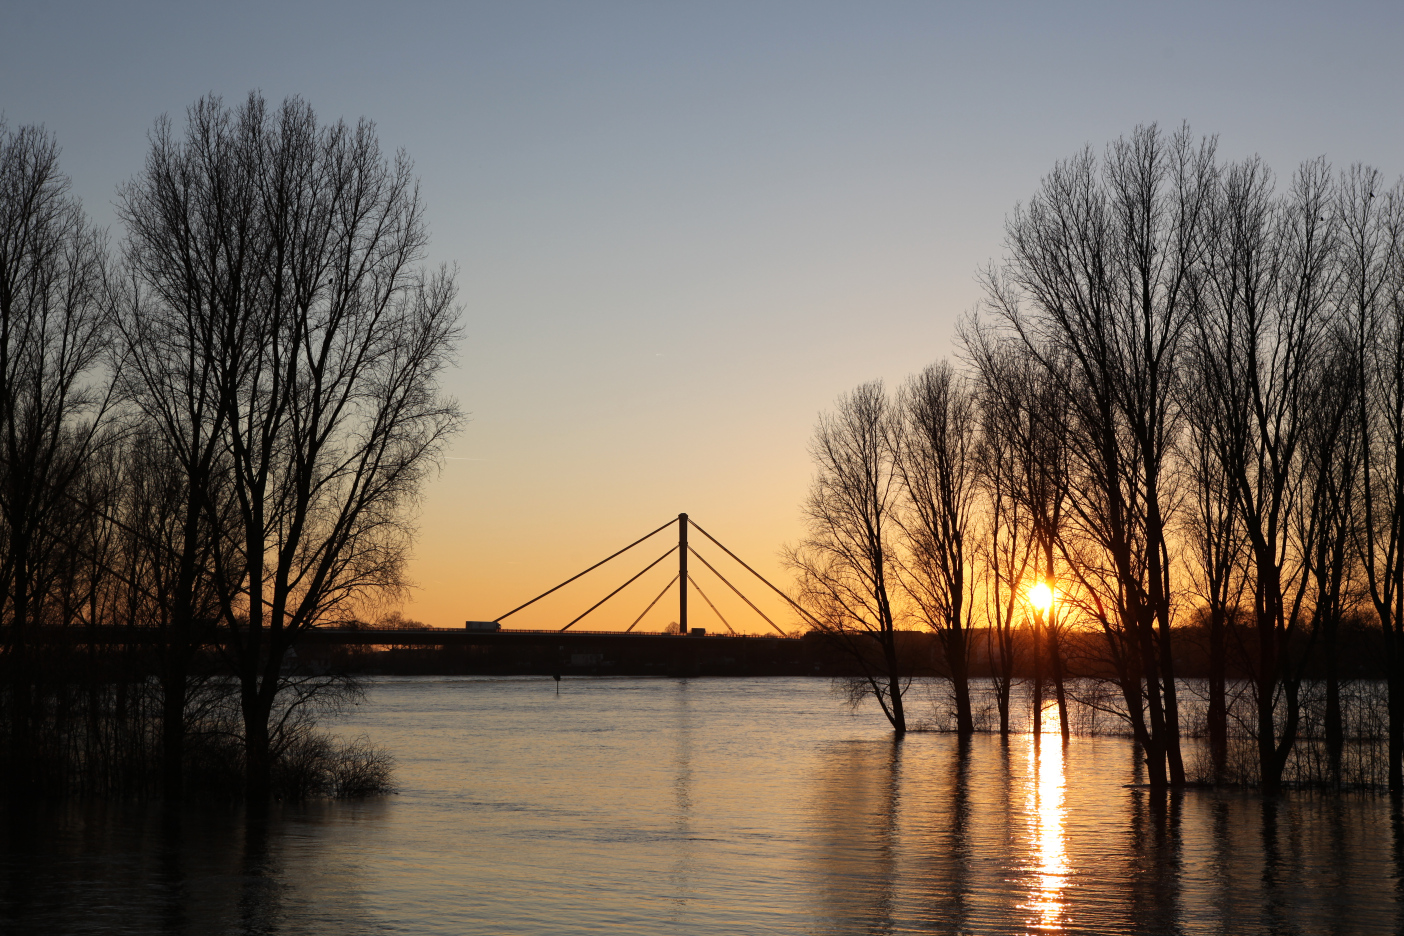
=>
[4,1,1403,631]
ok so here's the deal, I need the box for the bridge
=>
[482,513,816,636]
[287,512,831,676]
[16,514,843,676]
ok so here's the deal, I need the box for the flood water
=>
[4,676,1404,934]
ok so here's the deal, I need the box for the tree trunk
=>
[1208,608,1228,781]
[1113,638,1153,774]
[1324,621,1342,785]
[997,666,1011,736]
[997,629,1014,736]
[1389,631,1403,797]
[1157,614,1186,785]
[1049,627,1069,741]
[1032,617,1043,737]
[884,634,906,734]
[161,670,187,800]
[1257,591,1283,794]
[947,630,974,736]
[1136,615,1169,789]
[7,567,37,791]
[243,688,274,802]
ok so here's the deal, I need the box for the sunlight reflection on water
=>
[1025,703,1069,932]
[4,677,1404,935]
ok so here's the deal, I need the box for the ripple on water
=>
[4,676,1404,935]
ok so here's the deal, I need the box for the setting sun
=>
[4,4,1400,932]
[1028,581,1055,615]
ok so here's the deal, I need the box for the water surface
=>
[4,676,1403,934]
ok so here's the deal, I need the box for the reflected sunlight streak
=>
[1023,701,1069,931]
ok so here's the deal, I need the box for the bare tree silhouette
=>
[980,124,1217,787]
[0,120,113,790]
[892,362,980,736]
[789,382,909,733]
[119,94,463,800]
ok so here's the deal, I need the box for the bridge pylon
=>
[678,513,688,635]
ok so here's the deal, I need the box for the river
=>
[3,676,1403,934]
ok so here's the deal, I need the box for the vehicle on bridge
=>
[464,621,502,632]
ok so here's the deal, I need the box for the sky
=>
[4,1,1403,631]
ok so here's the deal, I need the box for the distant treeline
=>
[793,124,1404,794]
[294,621,1392,683]
[0,94,461,801]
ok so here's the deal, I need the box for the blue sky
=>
[5,1,1402,628]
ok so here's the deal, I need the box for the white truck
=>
[464,620,502,632]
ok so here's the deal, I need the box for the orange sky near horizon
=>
[7,4,1402,636]
[402,454,822,633]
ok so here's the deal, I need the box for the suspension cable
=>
[687,546,789,636]
[687,574,736,635]
[495,517,676,621]
[687,519,824,629]
[625,574,679,633]
[560,546,678,632]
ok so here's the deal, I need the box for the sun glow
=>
[1027,581,1055,615]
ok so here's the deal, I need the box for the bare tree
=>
[0,121,113,789]
[1178,342,1246,780]
[1191,155,1342,792]
[1344,167,1404,793]
[963,328,1073,738]
[115,101,250,798]
[119,94,463,800]
[892,361,980,736]
[969,354,1037,736]
[1295,322,1365,783]
[982,124,1216,786]
[789,382,909,734]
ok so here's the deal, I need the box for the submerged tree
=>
[1179,337,1245,780]
[0,121,113,789]
[1190,156,1342,793]
[892,362,980,736]
[1345,166,1404,794]
[980,124,1216,787]
[1296,321,1365,783]
[115,104,248,799]
[119,93,463,800]
[966,332,1072,740]
[789,382,909,734]
[966,341,1038,736]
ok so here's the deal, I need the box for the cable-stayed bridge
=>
[484,513,814,636]
[24,514,831,676]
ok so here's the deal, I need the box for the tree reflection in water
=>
[156,808,188,934]
[1126,783,1183,930]
[1394,801,1404,929]
[237,812,282,935]
[9,679,1404,934]
[941,734,974,927]
[805,697,1404,934]
[811,737,902,933]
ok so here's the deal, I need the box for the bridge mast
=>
[678,513,688,634]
